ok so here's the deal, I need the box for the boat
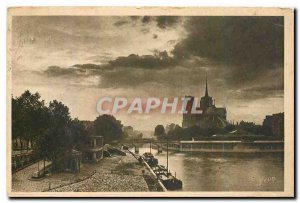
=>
[160,174,183,191]
[157,146,163,153]
[143,152,158,167]
[152,165,168,176]
[142,141,183,190]
[122,145,129,150]
[179,140,284,153]
[159,140,183,190]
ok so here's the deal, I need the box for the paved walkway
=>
[50,154,149,192]
[12,153,149,192]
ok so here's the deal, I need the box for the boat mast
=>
[167,139,169,176]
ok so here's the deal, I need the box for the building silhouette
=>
[263,113,284,137]
[182,75,228,129]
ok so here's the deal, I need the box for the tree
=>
[167,124,183,140]
[154,125,166,140]
[165,123,176,133]
[12,91,50,174]
[12,91,91,173]
[238,120,262,135]
[38,100,72,172]
[93,114,123,143]
[35,100,90,173]
[12,97,22,149]
[136,132,143,139]
[68,118,89,150]
[12,91,48,151]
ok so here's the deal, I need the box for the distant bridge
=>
[120,139,180,145]
[119,140,181,153]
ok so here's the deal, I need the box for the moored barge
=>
[161,140,284,153]
[180,140,284,153]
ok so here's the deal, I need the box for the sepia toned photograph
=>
[7,7,294,197]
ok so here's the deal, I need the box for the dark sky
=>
[12,16,284,130]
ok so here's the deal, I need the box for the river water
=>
[136,145,284,191]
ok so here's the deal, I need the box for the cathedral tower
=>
[200,74,213,112]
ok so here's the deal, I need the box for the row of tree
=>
[12,90,125,172]
[12,91,89,170]
[154,121,274,141]
[154,124,234,140]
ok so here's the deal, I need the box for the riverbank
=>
[12,151,153,192]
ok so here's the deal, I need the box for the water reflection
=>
[137,146,284,191]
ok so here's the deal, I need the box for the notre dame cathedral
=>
[182,75,228,129]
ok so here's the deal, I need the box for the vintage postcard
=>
[7,7,294,197]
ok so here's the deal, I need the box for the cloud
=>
[156,16,180,29]
[130,16,140,21]
[42,49,178,77]
[41,53,212,91]
[142,16,151,24]
[141,16,180,29]
[114,20,130,27]
[108,51,175,69]
[44,66,79,77]
[38,16,283,102]
[72,64,102,70]
[43,64,106,78]
[227,66,284,100]
[172,17,283,69]
[85,53,114,63]
[232,84,284,100]
[140,28,150,34]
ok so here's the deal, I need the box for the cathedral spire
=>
[205,73,208,97]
